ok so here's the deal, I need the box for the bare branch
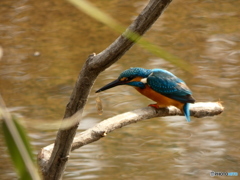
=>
[38,102,223,168]
[40,0,173,179]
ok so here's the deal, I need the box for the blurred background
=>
[0,0,239,179]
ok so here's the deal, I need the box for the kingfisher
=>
[96,67,195,122]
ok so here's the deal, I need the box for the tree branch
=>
[38,102,223,168]
[39,0,173,179]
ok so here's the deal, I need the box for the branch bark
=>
[38,102,224,168]
[39,0,173,179]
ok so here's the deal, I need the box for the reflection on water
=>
[0,0,240,179]
[168,118,226,179]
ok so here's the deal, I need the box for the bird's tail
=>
[183,103,191,122]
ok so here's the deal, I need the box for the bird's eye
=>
[128,76,135,81]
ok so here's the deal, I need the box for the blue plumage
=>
[119,67,151,79]
[147,69,194,103]
[118,68,194,104]
[96,67,195,122]
[118,68,152,89]
[183,103,191,122]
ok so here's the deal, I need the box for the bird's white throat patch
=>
[140,78,147,84]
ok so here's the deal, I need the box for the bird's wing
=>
[147,70,194,103]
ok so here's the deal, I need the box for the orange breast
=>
[134,85,184,109]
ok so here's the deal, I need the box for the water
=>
[0,0,239,179]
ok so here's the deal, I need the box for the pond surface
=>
[0,0,240,179]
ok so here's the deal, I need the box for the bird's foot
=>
[148,104,160,109]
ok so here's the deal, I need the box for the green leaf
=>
[1,116,38,180]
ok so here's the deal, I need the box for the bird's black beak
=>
[95,79,125,93]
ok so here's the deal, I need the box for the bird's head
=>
[96,67,152,93]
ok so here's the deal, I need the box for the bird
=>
[96,67,195,122]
